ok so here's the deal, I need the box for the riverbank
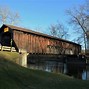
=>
[0,51,89,89]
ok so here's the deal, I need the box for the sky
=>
[0,0,85,40]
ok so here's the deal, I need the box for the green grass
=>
[0,51,89,89]
[0,51,19,60]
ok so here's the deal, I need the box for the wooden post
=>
[10,39,13,52]
[1,46,3,51]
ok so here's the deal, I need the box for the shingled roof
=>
[2,24,80,46]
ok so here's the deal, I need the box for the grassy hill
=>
[0,51,89,89]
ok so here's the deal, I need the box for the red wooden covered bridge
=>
[0,24,81,55]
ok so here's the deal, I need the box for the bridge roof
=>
[1,24,80,46]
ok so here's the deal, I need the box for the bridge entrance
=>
[1,32,12,46]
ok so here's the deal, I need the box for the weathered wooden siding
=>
[0,24,80,54]
[13,30,81,54]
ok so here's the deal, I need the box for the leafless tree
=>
[0,6,20,25]
[49,22,69,39]
[66,1,89,53]
[73,36,83,44]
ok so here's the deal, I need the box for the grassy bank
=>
[0,51,89,89]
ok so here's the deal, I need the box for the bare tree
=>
[0,7,9,24]
[66,2,89,54]
[9,12,20,25]
[49,22,69,39]
[0,6,20,25]
[72,36,83,44]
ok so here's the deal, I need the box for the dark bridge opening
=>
[1,32,12,46]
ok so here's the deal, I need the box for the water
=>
[28,61,89,80]
[82,65,89,80]
[82,70,87,80]
[63,63,67,74]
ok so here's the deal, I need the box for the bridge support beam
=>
[19,49,27,67]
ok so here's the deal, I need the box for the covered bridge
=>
[0,24,81,55]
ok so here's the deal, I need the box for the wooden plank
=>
[12,29,81,55]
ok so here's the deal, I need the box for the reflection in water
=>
[87,71,89,80]
[82,70,86,80]
[28,61,89,80]
[82,70,89,80]
[63,63,67,74]
[28,61,68,76]
[82,65,89,80]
